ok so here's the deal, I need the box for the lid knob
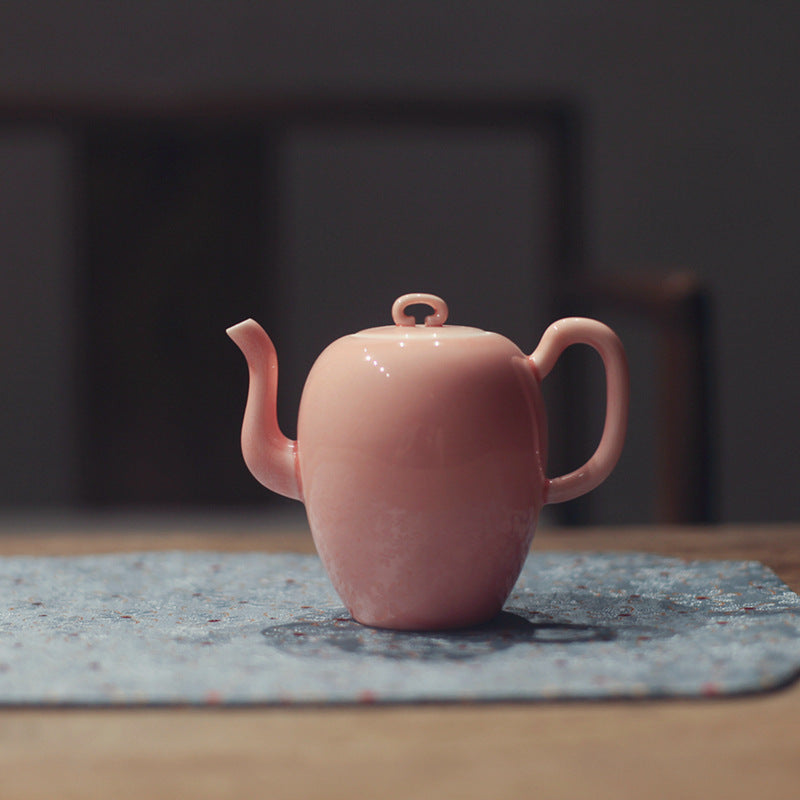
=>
[391,293,449,327]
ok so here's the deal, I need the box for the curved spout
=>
[226,319,302,502]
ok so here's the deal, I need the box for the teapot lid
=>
[353,293,487,341]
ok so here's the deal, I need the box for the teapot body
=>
[297,328,547,629]
[228,293,629,631]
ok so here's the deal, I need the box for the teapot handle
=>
[530,318,629,505]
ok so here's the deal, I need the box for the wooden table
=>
[1,518,799,799]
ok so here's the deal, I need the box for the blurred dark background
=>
[1,2,797,523]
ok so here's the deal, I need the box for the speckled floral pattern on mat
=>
[1,551,799,705]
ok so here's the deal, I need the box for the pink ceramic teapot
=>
[228,293,628,630]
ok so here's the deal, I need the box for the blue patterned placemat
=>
[1,551,799,705]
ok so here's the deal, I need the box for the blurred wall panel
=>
[0,131,78,505]
[78,126,271,506]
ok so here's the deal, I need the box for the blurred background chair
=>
[0,91,715,524]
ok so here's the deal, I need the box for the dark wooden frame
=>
[1,92,713,521]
